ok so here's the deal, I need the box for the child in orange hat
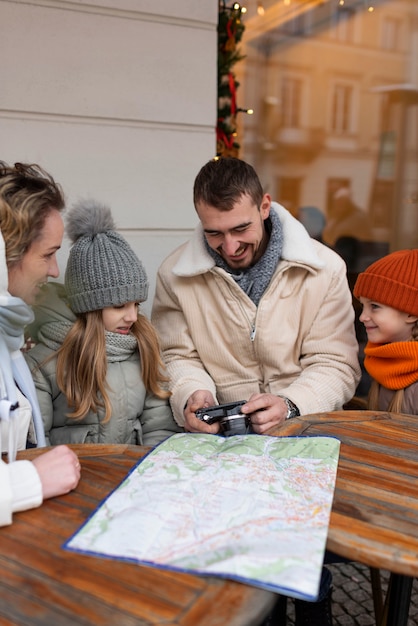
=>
[353,249,418,412]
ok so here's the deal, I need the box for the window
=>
[381,17,401,51]
[281,77,303,128]
[239,0,418,253]
[331,84,353,133]
[280,12,307,37]
[330,7,356,43]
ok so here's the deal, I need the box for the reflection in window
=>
[381,16,402,51]
[238,0,418,253]
[330,7,356,43]
[279,12,307,36]
[331,84,352,133]
[281,77,302,128]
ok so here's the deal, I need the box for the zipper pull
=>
[250,325,256,341]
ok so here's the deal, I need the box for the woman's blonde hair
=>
[55,310,169,422]
[0,162,65,267]
[367,321,418,412]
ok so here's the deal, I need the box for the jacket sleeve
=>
[139,392,183,447]
[24,351,54,446]
[269,254,361,414]
[152,268,217,425]
[0,458,42,527]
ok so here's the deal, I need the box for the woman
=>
[0,161,80,527]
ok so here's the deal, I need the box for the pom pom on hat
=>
[353,249,418,316]
[66,199,115,243]
[65,199,149,314]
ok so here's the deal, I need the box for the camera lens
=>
[220,414,253,437]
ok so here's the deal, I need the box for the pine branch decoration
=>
[217,2,246,157]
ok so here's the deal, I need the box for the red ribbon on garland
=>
[216,120,234,150]
[224,18,237,52]
[226,17,235,41]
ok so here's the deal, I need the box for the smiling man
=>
[152,157,360,434]
[152,156,361,625]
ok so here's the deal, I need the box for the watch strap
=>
[279,396,300,420]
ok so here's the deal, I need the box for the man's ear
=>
[260,194,271,220]
[406,314,418,324]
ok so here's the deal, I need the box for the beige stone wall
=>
[0,0,218,312]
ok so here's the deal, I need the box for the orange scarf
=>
[364,341,418,390]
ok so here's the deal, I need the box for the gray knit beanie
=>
[64,200,149,314]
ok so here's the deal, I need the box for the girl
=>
[353,248,418,413]
[25,200,182,447]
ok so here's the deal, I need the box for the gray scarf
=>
[205,208,283,305]
[38,320,138,362]
[0,292,46,456]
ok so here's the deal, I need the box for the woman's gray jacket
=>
[24,283,182,447]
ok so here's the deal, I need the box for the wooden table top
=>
[3,410,418,624]
[268,410,418,577]
[2,443,277,626]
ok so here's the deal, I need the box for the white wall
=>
[0,0,218,314]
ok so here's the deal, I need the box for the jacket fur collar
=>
[173,202,325,277]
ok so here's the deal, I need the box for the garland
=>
[217,2,246,157]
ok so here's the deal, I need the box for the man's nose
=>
[222,234,239,255]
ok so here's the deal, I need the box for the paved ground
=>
[282,562,418,625]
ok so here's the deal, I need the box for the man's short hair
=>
[193,157,264,211]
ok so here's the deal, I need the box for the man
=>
[152,157,360,625]
[152,157,360,434]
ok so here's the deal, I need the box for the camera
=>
[195,401,253,437]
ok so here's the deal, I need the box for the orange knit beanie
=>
[353,249,418,316]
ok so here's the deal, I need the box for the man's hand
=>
[241,393,289,434]
[184,390,220,433]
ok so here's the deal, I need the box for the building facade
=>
[1,0,218,313]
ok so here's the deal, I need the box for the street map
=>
[65,432,340,600]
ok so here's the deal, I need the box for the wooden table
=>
[269,410,418,626]
[1,444,277,626]
[3,411,417,625]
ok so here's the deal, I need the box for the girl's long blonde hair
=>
[55,310,169,422]
[367,322,418,412]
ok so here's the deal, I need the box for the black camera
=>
[195,401,253,437]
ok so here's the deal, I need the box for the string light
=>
[336,0,374,9]
[257,1,265,16]
[220,1,246,14]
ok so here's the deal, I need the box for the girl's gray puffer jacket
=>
[24,283,182,447]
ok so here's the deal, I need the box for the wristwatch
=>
[279,396,300,420]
